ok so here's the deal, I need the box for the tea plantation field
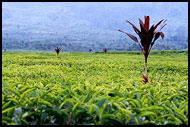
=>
[2,50,188,125]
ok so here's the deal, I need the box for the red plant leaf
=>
[126,20,140,35]
[120,16,166,59]
[139,18,144,27]
[154,32,161,41]
[118,30,138,43]
[163,19,167,24]
[159,32,164,39]
[148,25,155,43]
[155,20,167,33]
[144,16,147,25]
[157,23,167,33]
[151,32,161,47]
[154,19,164,31]
[139,23,148,49]
[142,74,148,83]
[140,23,147,35]
[144,16,150,32]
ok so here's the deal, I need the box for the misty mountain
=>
[2,2,188,52]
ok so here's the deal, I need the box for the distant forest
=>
[2,34,188,52]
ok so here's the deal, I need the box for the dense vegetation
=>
[2,50,188,125]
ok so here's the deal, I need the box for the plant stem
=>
[145,56,148,79]
[157,74,162,82]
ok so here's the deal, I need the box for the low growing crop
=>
[2,51,188,125]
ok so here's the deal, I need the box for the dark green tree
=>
[55,47,61,56]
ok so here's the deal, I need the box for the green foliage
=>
[2,51,188,125]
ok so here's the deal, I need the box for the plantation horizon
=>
[2,50,188,125]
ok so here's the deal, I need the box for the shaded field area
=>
[2,50,188,125]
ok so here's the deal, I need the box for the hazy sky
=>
[2,2,188,51]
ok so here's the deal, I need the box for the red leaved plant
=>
[119,16,167,83]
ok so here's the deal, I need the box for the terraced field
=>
[2,50,188,125]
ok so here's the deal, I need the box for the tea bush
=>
[2,51,188,125]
